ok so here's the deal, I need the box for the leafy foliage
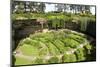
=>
[62,54,77,62]
[75,48,86,61]
[48,56,59,63]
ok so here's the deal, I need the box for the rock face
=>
[12,19,42,50]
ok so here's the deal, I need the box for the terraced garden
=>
[11,1,96,66]
[13,29,94,65]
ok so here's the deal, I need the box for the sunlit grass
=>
[19,44,39,56]
[15,56,33,65]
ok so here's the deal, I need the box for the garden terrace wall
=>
[65,20,96,37]
[65,21,80,31]
[86,21,96,37]
[47,19,96,37]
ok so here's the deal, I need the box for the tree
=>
[84,5,91,14]
[70,4,76,13]
[55,4,64,12]
[25,2,37,12]
[38,2,46,12]
[14,2,25,13]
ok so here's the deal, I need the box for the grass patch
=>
[15,56,33,65]
[19,44,39,56]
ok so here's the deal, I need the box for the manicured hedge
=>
[14,30,94,65]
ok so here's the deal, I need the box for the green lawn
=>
[15,56,33,65]
[19,44,39,56]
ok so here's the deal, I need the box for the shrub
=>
[69,34,85,43]
[75,48,86,61]
[85,43,92,50]
[48,56,59,63]
[84,43,92,54]
[62,54,77,62]
[33,58,44,64]
[62,38,80,48]
[53,39,66,53]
